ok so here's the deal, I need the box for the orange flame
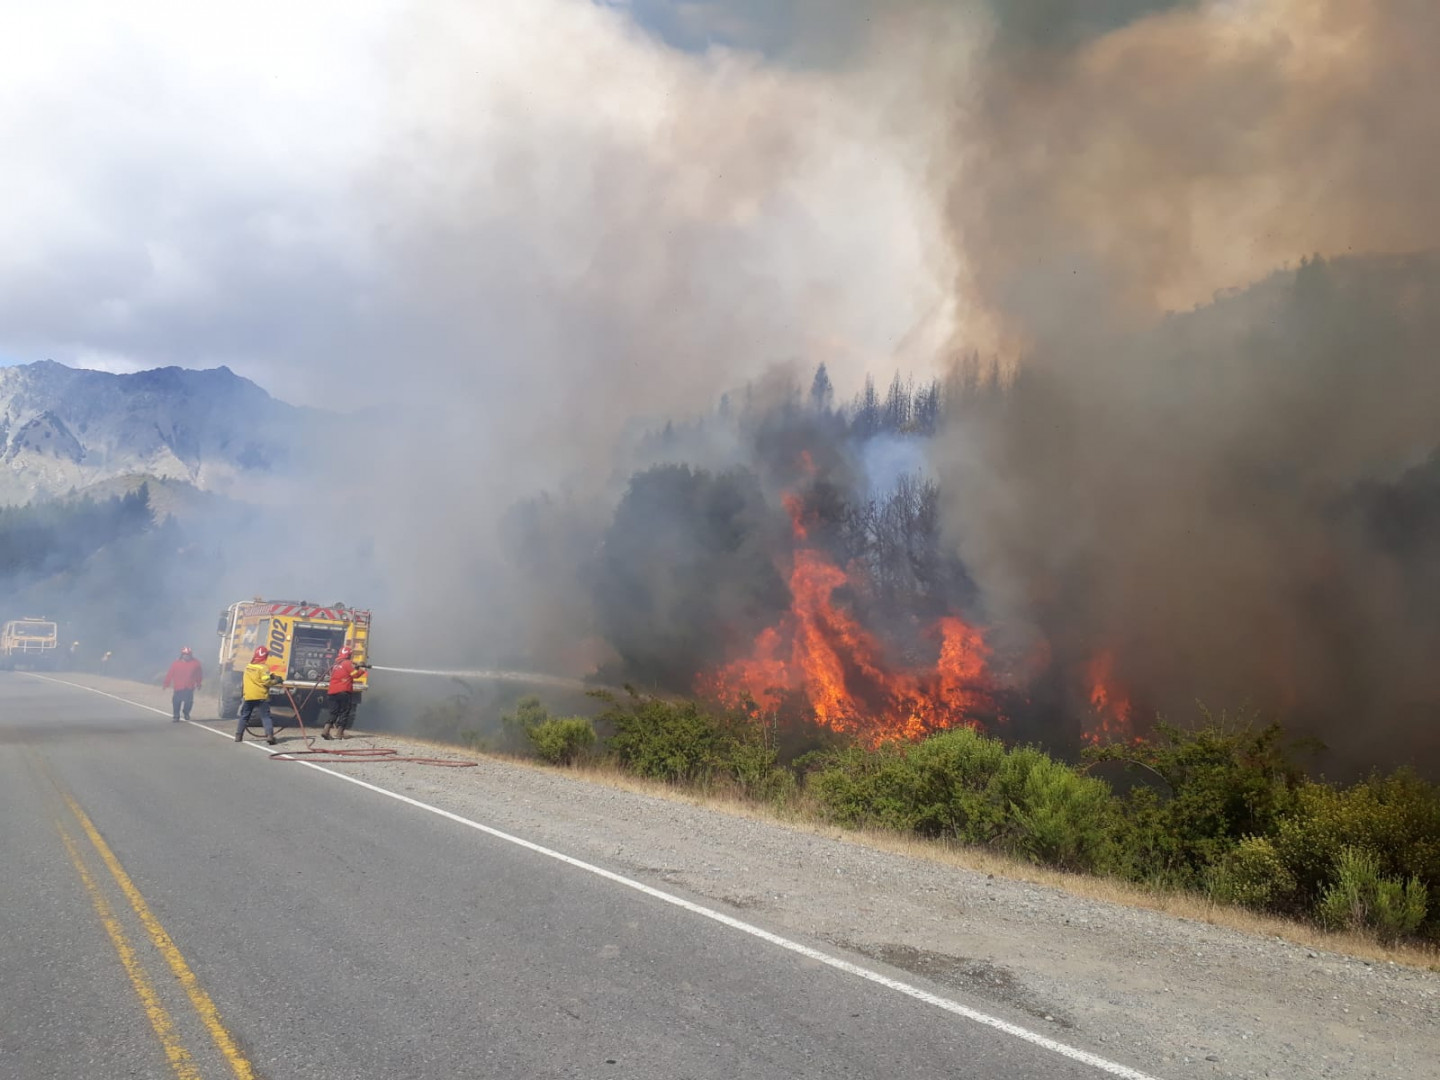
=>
[1083,650,1134,744]
[699,494,999,744]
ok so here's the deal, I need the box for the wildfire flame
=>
[1084,649,1134,744]
[698,493,999,744]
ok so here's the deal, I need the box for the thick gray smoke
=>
[945,0,1440,329]
[336,0,966,667]
[929,0,1440,771]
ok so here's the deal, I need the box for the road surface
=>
[0,672,1160,1079]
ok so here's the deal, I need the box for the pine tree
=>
[809,363,835,413]
[852,375,881,438]
[884,372,912,433]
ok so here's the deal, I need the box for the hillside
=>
[67,473,234,522]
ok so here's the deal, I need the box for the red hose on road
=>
[266,687,477,768]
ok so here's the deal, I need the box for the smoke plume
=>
[930,0,1440,771]
[344,0,965,665]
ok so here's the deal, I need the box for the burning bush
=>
[700,489,1003,746]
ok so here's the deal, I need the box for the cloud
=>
[0,1,392,399]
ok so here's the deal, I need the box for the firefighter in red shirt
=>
[323,645,366,740]
[162,646,204,723]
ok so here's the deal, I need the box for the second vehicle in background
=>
[0,617,58,669]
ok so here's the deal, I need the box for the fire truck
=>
[216,599,371,725]
[0,617,58,669]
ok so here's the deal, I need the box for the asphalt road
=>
[0,672,1160,1080]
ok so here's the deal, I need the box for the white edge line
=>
[21,671,1163,1080]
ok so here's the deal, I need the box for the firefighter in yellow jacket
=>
[236,646,283,744]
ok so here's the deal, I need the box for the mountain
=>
[0,361,318,505]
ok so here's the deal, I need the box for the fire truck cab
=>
[216,599,371,723]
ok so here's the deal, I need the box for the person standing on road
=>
[322,645,366,740]
[237,646,282,745]
[162,646,204,723]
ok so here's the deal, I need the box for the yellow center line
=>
[56,821,203,1080]
[59,791,258,1080]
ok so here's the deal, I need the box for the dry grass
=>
[369,729,1440,972]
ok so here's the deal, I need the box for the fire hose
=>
[265,683,476,768]
[368,665,676,702]
[368,665,619,693]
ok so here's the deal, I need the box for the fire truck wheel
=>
[217,674,242,720]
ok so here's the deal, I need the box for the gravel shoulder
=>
[74,675,1440,1080]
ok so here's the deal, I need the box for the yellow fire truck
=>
[216,599,371,724]
[0,617,59,669]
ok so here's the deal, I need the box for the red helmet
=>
[252,646,269,663]
[337,645,353,660]
[180,646,193,657]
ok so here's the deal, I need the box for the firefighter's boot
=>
[321,724,333,741]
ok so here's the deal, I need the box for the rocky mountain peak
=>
[0,361,315,505]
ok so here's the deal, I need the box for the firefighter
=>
[162,646,204,723]
[322,645,366,740]
[236,646,282,744]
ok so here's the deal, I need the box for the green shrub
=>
[1273,772,1440,920]
[1317,847,1428,942]
[810,726,1119,874]
[1006,755,1119,872]
[906,727,1011,840]
[809,743,931,832]
[1092,707,1306,887]
[500,695,552,751]
[1208,836,1297,910]
[599,691,743,784]
[728,739,797,804]
[749,764,800,806]
[527,717,597,765]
